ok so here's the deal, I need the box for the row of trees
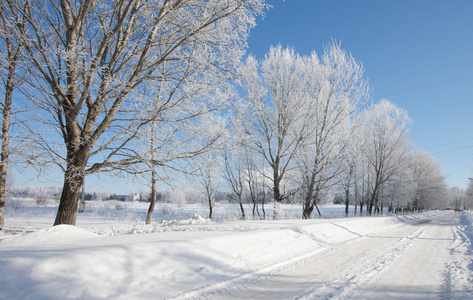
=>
[0,0,456,228]
[209,44,450,219]
[455,182,473,211]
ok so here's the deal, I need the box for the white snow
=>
[1,200,472,299]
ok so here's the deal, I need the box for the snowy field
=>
[1,199,472,299]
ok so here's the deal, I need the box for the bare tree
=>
[13,0,265,225]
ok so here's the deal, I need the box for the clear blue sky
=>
[15,0,473,193]
[246,0,473,189]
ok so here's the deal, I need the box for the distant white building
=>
[112,193,140,202]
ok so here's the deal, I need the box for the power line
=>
[425,138,473,150]
[431,145,473,155]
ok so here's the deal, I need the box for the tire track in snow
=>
[354,211,461,299]
[173,212,460,300]
[191,221,425,300]
[440,212,473,299]
[295,227,426,299]
[170,219,404,300]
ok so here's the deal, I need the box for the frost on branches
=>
[12,0,266,226]
[239,43,369,219]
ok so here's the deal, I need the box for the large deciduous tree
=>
[13,0,265,225]
[131,53,235,224]
[338,116,363,217]
[361,99,412,215]
[410,149,449,211]
[297,43,369,219]
[240,46,308,219]
[240,43,369,219]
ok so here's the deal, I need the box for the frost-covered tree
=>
[239,46,309,219]
[381,168,416,214]
[0,0,27,230]
[409,150,449,211]
[242,150,268,218]
[136,72,231,224]
[223,150,246,219]
[465,180,473,211]
[12,0,265,225]
[450,186,466,211]
[296,43,369,219]
[195,151,222,219]
[338,117,364,216]
[361,99,412,215]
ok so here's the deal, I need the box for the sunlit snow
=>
[1,199,472,299]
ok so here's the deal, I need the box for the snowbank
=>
[0,213,409,300]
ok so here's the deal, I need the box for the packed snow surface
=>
[1,201,472,299]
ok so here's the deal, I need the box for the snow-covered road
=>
[189,211,472,299]
[1,208,472,299]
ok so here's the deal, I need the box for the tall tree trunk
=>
[0,77,13,230]
[368,188,378,216]
[301,172,317,219]
[0,86,12,230]
[354,178,359,216]
[273,199,282,220]
[255,199,260,217]
[314,203,322,217]
[366,197,373,216]
[0,11,23,229]
[208,195,213,219]
[261,189,266,220]
[302,188,313,219]
[146,166,157,224]
[345,188,350,217]
[302,202,313,219]
[146,121,157,225]
[238,197,245,219]
[273,176,283,219]
[54,16,84,226]
[54,162,85,225]
[54,126,87,225]
[373,196,379,215]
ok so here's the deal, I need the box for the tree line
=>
[0,0,463,229]
[216,44,451,220]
